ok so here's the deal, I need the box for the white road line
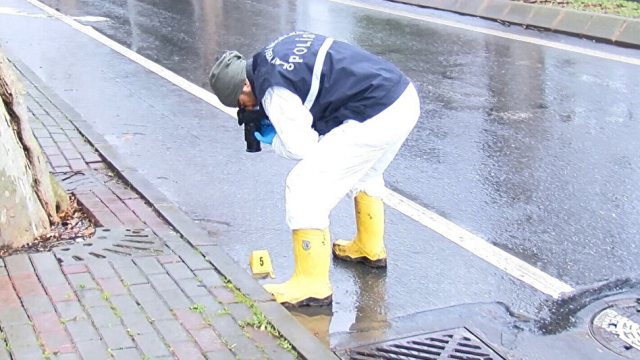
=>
[22,0,237,119]
[381,189,575,297]
[71,15,109,22]
[22,0,577,298]
[329,0,640,67]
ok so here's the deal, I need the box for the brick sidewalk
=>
[0,68,296,360]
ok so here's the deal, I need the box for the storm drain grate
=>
[55,171,105,192]
[590,298,640,359]
[53,228,167,264]
[345,328,505,360]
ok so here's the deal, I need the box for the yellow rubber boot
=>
[332,191,387,267]
[263,229,332,307]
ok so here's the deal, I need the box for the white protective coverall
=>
[262,83,420,230]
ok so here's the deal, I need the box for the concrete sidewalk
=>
[390,0,640,48]
[0,54,335,360]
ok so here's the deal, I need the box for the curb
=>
[389,0,640,48]
[8,54,339,360]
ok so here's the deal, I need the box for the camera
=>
[237,106,267,153]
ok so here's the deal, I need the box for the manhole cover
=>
[53,228,166,264]
[55,171,104,192]
[590,298,640,359]
[343,328,505,360]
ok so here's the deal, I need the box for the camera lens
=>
[244,122,261,153]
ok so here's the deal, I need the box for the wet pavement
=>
[30,0,640,285]
[1,0,640,356]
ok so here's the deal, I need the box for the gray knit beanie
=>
[209,51,247,107]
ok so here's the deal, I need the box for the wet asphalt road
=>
[1,0,640,351]
[35,0,640,285]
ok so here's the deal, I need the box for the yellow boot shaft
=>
[333,192,387,267]
[290,229,331,282]
[263,229,332,307]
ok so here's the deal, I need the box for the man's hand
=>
[254,120,276,145]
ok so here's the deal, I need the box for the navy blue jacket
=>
[250,31,410,136]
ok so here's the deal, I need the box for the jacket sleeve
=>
[261,86,319,160]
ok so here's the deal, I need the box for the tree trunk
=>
[0,46,68,248]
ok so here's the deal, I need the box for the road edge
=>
[7,52,339,360]
[388,0,640,48]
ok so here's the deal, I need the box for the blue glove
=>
[254,121,276,145]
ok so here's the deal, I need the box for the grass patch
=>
[215,308,230,316]
[1,332,9,352]
[222,278,298,359]
[189,304,206,313]
[108,303,122,317]
[519,0,640,18]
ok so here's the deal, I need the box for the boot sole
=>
[282,295,332,308]
[333,253,387,268]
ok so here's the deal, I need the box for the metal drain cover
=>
[53,228,166,264]
[55,171,104,192]
[343,328,505,360]
[590,298,640,359]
